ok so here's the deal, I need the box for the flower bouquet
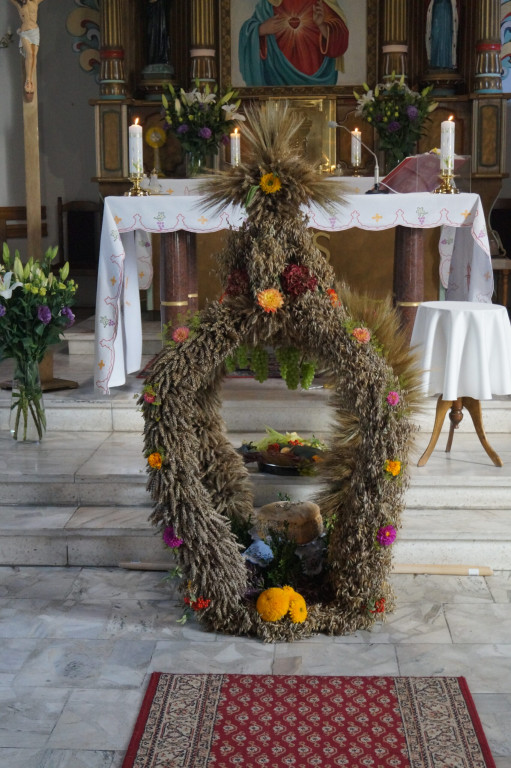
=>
[162,79,245,176]
[354,74,437,172]
[0,244,77,441]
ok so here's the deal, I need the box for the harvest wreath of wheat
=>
[140,103,421,641]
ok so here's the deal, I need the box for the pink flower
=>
[144,392,156,404]
[352,327,371,344]
[376,524,397,547]
[386,391,400,406]
[172,326,190,343]
[163,526,183,548]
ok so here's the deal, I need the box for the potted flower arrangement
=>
[0,244,77,441]
[162,79,245,176]
[354,74,437,173]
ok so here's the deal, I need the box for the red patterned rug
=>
[122,674,496,768]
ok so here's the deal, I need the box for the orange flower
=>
[326,288,339,306]
[352,327,371,344]
[257,288,284,313]
[148,452,162,469]
[384,459,401,477]
[218,292,226,304]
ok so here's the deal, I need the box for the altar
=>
[94,188,493,394]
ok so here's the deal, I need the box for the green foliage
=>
[228,513,253,549]
[264,524,302,588]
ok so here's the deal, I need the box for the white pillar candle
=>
[351,128,362,166]
[230,127,241,166]
[129,119,143,176]
[440,116,455,173]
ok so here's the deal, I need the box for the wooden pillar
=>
[23,69,41,261]
[473,0,503,93]
[99,0,126,98]
[190,0,217,85]
[160,232,194,330]
[381,0,408,80]
[393,227,424,344]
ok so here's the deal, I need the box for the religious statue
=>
[239,0,349,87]
[426,0,459,70]
[145,0,171,66]
[8,0,46,94]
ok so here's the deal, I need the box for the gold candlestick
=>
[125,174,150,197]
[433,170,459,194]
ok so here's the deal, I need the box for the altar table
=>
[95,190,492,394]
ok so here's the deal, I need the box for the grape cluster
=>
[250,345,269,383]
[275,346,316,390]
[300,361,315,390]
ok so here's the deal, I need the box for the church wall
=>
[0,1,98,255]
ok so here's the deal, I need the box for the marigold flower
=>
[376,524,397,547]
[326,288,339,306]
[352,327,371,344]
[148,452,162,469]
[256,587,290,622]
[386,391,400,406]
[260,172,282,194]
[172,326,190,343]
[257,288,284,313]
[288,593,307,624]
[384,459,401,477]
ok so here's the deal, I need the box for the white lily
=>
[0,271,22,299]
[222,104,246,121]
[195,90,216,105]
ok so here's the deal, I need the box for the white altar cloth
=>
[95,191,493,394]
[410,301,511,401]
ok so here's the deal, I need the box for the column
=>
[393,227,424,344]
[99,0,126,98]
[160,232,194,330]
[190,0,217,85]
[474,0,503,93]
[381,0,408,80]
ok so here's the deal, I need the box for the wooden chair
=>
[0,206,47,245]
[57,197,102,270]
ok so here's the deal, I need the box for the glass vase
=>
[185,151,206,178]
[9,357,46,442]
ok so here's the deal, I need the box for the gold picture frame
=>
[219,0,379,97]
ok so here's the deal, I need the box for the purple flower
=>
[61,306,75,327]
[162,526,183,548]
[221,133,230,146]
[388,121,401,133]
[406,105,419,121]
[198,126,212,140]
[177,124,189,135]
[0,305,5,317]
[376,525,397,547]
[37,305,52,325]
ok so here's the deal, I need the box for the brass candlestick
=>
[125,174,150,197]
[433,170,459,194]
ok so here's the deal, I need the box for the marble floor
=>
[0,566,510,768]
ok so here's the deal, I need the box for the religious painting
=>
[219,0,378,96]
[501,0,511,93]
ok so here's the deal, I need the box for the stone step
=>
[1,503,509,569]
[63,318,163,357]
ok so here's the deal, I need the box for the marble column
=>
[99,0,126,99]
[190,0,217,84]
[474,0,503,93]
[381,0,408,80]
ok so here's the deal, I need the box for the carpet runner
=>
[122,673,496,768]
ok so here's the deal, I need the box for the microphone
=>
[328,120,388,194]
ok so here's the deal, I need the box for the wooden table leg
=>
[393,226,425,344]
[417,396,454,466]
[462,397,503,467]
[445,398,464,453]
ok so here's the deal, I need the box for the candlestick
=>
[129,119,143,176]
[440,116,455,173]
[351,129,362,167]
[230,127,241,166]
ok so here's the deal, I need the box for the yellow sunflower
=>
[260,172,282,194]
[256,587,290,622]
[257,288,284,313]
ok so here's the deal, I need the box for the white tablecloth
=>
[411,301,511,400]
[95,191,493,394]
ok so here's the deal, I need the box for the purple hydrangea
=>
[0,305,5,317]
[37,305,52,325]
[177,124,189,135]
[388,121,401,133]
[198,126,212,140]
[376,524,397,547]
[406,105,419,121]
[162,526,183,548]
[61,306,75,327]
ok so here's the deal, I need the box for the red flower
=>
[267,443,281,453]
[281,264,318,298]
[226,269,250,296]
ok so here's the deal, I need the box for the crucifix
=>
[8,0,45,261]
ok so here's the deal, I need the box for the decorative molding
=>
[66,0,100,78]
